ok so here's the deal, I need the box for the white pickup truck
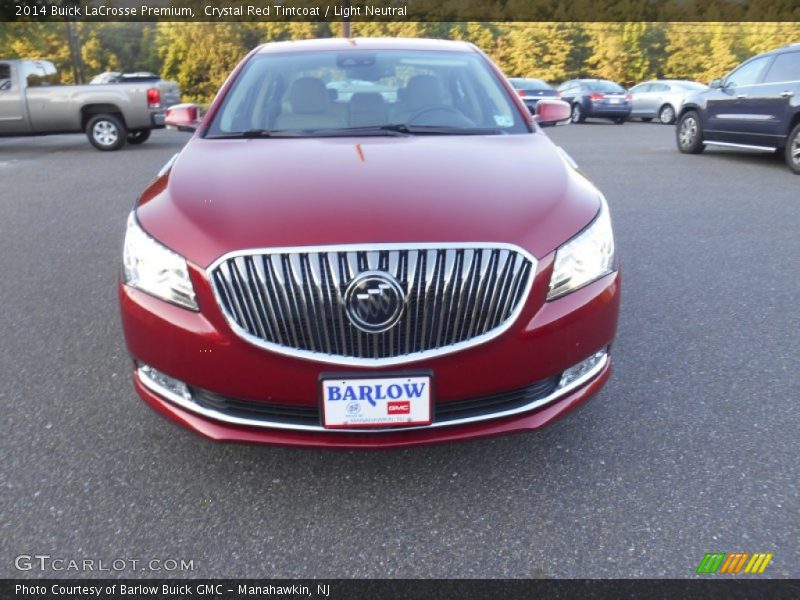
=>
[0,59,181,150]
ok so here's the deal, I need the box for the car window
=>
[0,63,11,91]
[519,78,549,90]
[586,81,625,93]
[677,81,706,91]
[651,83,670,92]
[25,62,59,87]
[630,83,652,93]
[763,52,800,84]
[210,49,527,136]
[725,57,770,87]
[586,81,625,92]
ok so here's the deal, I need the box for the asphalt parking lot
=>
[1,121,798,578]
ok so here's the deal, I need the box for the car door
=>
[0,61,30,134]
[629,83,652,116]
[705,55,771,143]
[757,51,800,145]
[648,82,672,114]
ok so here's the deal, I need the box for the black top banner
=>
[3,0,800,22]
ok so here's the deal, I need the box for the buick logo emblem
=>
[344,271,405,333]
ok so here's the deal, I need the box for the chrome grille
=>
[208,244,535,365]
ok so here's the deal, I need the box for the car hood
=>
[137,133,601,268]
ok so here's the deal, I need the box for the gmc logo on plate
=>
[387,401,411,415]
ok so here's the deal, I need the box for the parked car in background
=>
[508,77,558,113]
[121,37,618,449]
[0,59,181,149]
[628,79,707,124]
[557,79,632,124]
[676,43,800,174]
[90,71,162,85]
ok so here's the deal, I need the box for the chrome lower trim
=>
[705,141,776,152]
[137,351,608,434]
[716,114,774,121]
[157,152,179,177]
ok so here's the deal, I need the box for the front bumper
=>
[150,111,166,128]
[586,104,632,118]
[119,258,620,449]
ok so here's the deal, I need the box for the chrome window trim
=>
[753,79,800,87]
[722,79,800,89]
[205,242,538,367]
[138,351,607,434]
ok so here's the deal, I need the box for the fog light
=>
[559,349,607,389]
[138,364,191,402]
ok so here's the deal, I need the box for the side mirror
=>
[535,99,571,126]
[709,78,723,89]
[165,103,201,132]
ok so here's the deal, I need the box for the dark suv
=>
[676,44,800,174]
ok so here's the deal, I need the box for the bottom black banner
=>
[3,579,800,600]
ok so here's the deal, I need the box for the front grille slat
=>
[468,249,493,339]
[448,250,467,346]
[485,250,515,331]
[324,253,346,356]
[434,249,456,349]
[454,249,479,342]
[233,258,261,336]
[223,261,254,335]
[209,244,535,364]
[243,257,272,341]
[252,257,281,344]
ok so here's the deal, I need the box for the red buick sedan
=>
[119,38,620,449]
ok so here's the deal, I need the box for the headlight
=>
[547,196,615,300]
[123,212,198,310]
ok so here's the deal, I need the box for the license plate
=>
[609,98,621,104]
[320,374,432,429]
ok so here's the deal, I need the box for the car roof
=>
[255,37,476,55]
[640,79,697,84]
[572,79,623,85]
[748,43,800,60]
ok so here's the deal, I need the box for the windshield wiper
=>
[304,124,506,137]
[379,124,505,135]
[207,124,506,139]
[206,129,309,139]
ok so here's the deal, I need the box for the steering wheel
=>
[407,105,473,126]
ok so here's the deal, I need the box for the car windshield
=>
[586,81,625,93]
[206,49,528,137]
[510,78,550,90]
[675,81,706,90]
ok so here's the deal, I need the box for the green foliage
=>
[1,21,798,99]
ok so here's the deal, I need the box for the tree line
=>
[1,21,798,102]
